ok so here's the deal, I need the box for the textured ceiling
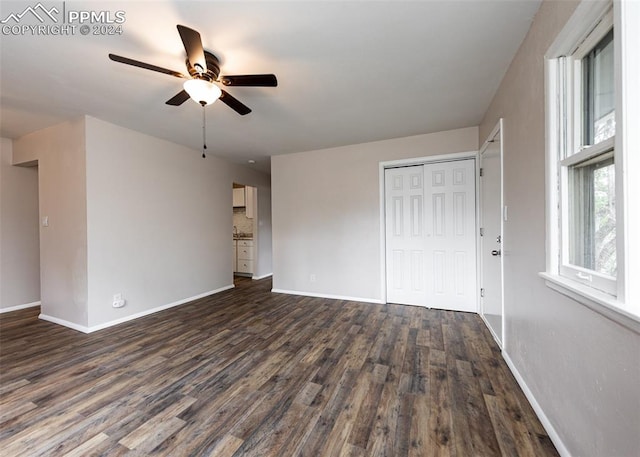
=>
[0,1,541,173]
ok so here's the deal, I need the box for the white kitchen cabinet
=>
[233,188,246,207]
[234,239,254,275]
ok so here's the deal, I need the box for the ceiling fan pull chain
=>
[202,103,207,158]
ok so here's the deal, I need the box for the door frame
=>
[379,150,479,308]
[478,118,505,347]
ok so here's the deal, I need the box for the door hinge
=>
[480,288,485,298]
[480,227,484,236]
[479,168,484,177]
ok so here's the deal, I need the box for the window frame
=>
[542,0,640,331]
[557,9,616,295]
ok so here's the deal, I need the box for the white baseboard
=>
[479,312,503,349]
[502,351,570,457]
[252,273,273,280]
[39,313,90,333]
[271,288,384,304]
[0,300,41,314]
[39,284,235,334]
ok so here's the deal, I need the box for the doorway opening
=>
[0,155,40,313]
[232,183,257,283]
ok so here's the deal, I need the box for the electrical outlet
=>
[112,293,125,308]
[310,274,317,283]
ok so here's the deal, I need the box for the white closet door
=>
[424,159,477,312]
[385,166,427,306]
[385,159,477,312]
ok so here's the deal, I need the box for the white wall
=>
[0,138,40,312]
[13,119,88,327]
[10,116,271,331]
[271,127,478,302]
[84,117,271,329]
[479,1,640,455]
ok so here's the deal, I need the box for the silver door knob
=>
[491,249,501,256]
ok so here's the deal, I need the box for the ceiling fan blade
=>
[166,90,191,106]
[177,25,207,73]
[220,74,278,87]
[108,54,186,78]
[219,90,251,115]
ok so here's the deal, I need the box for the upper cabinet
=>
[233,186,255,219]
[233,188,246,207]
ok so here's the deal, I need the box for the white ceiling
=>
[0,1,541,173]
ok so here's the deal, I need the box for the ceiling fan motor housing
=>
[187,51,221,81]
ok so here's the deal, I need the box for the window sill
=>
[539,272,640,334]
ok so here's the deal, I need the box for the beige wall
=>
[84,117,271,328]
[13,119,88,327]
[10,116,272,330]
[271,127,478,301]
[479,1,639,455]
[0,138,40,311]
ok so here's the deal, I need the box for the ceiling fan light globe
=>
[183,79,222,106]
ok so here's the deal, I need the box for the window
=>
[556,11,616,295]
[544,0,640,326]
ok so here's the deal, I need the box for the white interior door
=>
[479,124,504,345]
[385,166,427,306]
[385,159,477,312]
[424,159,477,312]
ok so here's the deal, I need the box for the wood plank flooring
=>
[0,277,558,456]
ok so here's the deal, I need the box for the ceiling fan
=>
[108,25,277,115]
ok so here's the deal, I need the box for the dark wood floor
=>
[0,277,557,456]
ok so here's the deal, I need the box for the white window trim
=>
[543,0,640,333]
